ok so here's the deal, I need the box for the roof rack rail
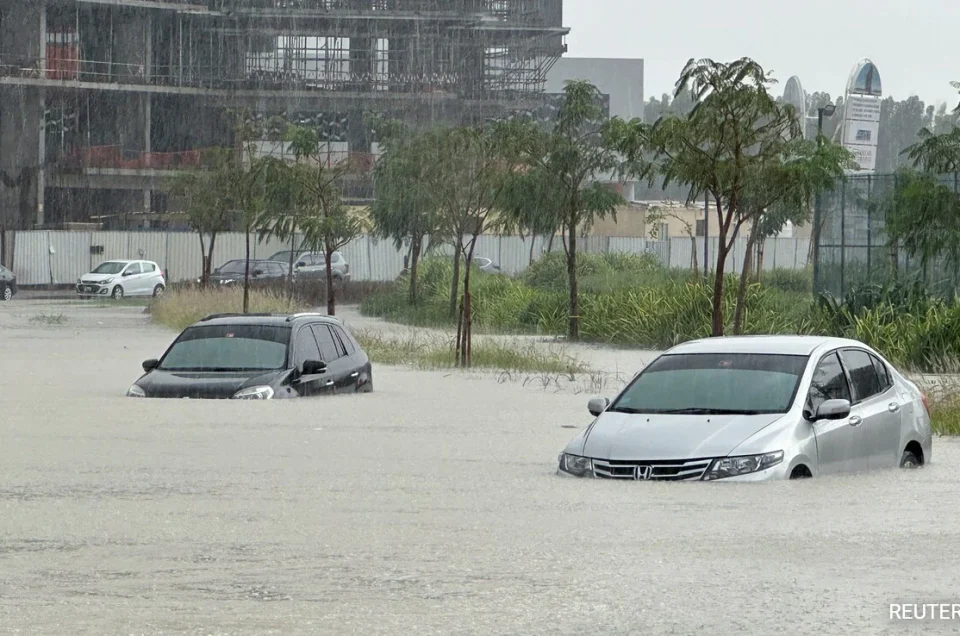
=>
[285,312,342,322]
[199,312,275,322]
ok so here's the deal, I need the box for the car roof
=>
[666,335,871,357]
[190,312,345,328]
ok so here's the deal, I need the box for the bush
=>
[150,287,304,331]
[761,267,812,294]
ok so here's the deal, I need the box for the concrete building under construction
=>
[0,0,568,230]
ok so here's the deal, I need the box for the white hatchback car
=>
[77,259,166,300]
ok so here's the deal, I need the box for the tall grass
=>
[150,287,304,331]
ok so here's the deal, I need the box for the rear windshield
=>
[159,324,291,372]
[609,352,809,415]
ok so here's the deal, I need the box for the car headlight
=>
[703,450,784,480]
[232,385,274,400]
[126,384,146,398]
[558,453,594,478]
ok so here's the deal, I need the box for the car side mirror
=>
[123,270,135,276]
[808,398,851,421]
[588,397,610,417]
[302,359,327,375]
[253,269,264,277]
[296,261,306,268]
[142,359,159,372]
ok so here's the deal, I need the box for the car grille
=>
[592,458,713,481]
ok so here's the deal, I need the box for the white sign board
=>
[842,95,882,173]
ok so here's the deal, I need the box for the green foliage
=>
[363,254,960,375]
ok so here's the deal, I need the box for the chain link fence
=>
[814,172,960,298]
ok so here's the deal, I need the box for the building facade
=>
[0,0,568,230]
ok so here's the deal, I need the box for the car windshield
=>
[158,325,290,372]
[92,261,127,275]
[217,260,253,274]
[609,352,809,415]
[267,251,295,262]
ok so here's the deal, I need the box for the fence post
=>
[840,181,847,297]
[866,174,872,278]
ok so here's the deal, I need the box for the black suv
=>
[128,313,373,399]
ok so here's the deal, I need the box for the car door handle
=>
[888,402,901,412]
[324,380,334,387]
[848,415,863,427]
[349,372,359,378]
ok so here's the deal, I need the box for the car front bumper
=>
[556,456,795,482]
[76,283,111,296]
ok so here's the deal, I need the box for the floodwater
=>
[1,300,959,635]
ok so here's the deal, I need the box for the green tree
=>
[283,123,364,316]
[498,81,638,341]
[648,57,852,336]
[369,119,445,305]
[166,147,237,287]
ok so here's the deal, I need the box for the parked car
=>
[266,250,351,287]
[558,336,933,482]
[208,259,290,288]
[0,264,17,301]
[127,312,373,399]
[473,256,501,273]
[77,259,165,300]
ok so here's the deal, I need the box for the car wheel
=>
[112,285,124,300]
[153,284,165,298]
[1,285,11,301]
[900,449,921,469]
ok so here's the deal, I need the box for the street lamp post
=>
[812,103,837,294]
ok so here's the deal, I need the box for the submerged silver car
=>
[558,336,933,482]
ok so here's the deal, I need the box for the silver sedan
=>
[558,336,933,481]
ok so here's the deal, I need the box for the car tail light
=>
[922,393,930,413]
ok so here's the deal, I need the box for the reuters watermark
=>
[890,603,960,621]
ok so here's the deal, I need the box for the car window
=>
[265,263,283,276]
[807,352,852,413]
[159,325,290,371]
[842,349,883,402]
[871,355,892,391]
[124,262,142,275]
[332,325,355,355]
[142,262,156,273]
[297,254,313,266]
[294,326,323,367]
[93,261,127,274]
[609,353,808,415]
[310,324,341,362]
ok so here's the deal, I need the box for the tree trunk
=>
[198,233,207,287]
[408,235,422,305]
[242,229,251,314]
[711,243,728,337]
[547,233,555,254]
[288,233,297,300]
[566,222,580,341]
[448,239,462,318]
[733,222,760,335]
[325,244,336,316]
[754,239,764,282]
[460,238,479,367]
[206,232,217,287]
[529,237,536,265]
[689,233,698,278]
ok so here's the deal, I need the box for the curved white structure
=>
[841,59,883,173]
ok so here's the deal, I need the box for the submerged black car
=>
[128,313,373,399]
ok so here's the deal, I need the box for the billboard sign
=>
[842,59,883,173]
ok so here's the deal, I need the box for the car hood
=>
[136,368,288,399]
[580,411,786,460]
[81,272,122,283]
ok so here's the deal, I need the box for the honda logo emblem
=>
[634,465,653,480]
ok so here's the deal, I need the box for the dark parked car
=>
[127,312,374,399]
[0,264,17,301]
[266,250,351,287]
[207,259,290,288]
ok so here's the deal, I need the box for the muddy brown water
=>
[1,301,958,635]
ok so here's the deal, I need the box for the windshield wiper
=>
[659,408,764,415]
[608,406,644,414]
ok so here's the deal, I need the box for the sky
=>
[563,0,960,109]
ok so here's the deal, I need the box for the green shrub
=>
[762,267,812,294]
